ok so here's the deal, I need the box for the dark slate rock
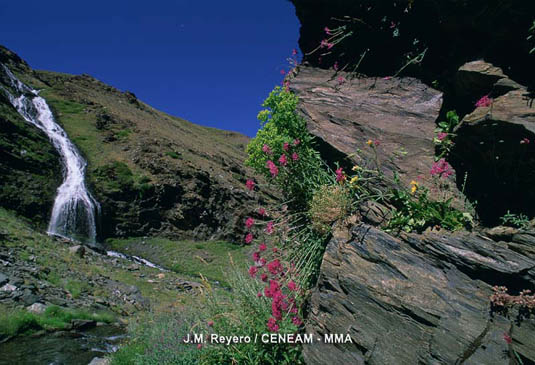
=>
[304,224,535,364]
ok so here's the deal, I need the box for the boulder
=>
[0,283,16,292]
[26,302,47,315]
[68,245,85,258]
[304,224,535,364]
[70,319,97,331]
[88,358,110,365]
[88,357,110,365]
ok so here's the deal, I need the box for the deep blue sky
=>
[0,1,300,137]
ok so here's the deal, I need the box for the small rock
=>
[69,245,85,258]
[26,302,47,314]
[0,283,16,292]
[71,319,97,331]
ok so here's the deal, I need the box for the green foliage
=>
[107,238,248,287]
[246,87,330,208]
[48,99,85,115]
[434,110,459,160]
[165,151,180,159]
[113,269,303,365]
[0,304,114,338]
[65,279,88,299]
[386,185,473,233]
[93,161,135,193]
[500,211,531,229]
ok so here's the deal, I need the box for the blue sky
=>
[0,1,300,137]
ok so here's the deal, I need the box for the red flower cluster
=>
[335,167,346,183]
[475,95,493,108]
[261,141,301,179]
[430,158,454,179]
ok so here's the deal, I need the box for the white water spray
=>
[1,64,99,243]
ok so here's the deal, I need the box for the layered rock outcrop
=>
[304,224,535,364]
[290,66,442,186]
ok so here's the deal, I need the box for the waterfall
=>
[0,64,99,244]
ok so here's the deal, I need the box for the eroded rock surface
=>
[304,224,535,364]
[290,66,442,186]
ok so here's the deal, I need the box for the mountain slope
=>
[0,45,271,242]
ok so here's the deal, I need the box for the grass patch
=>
[107,238,249,286]
[165,151,180,159]
[0,304,114,338]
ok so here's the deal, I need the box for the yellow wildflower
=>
[350,176,359,185]
[352,165,360,171]
[410,180,419,194]
[366,139,373,146]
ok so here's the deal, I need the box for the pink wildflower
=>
[327,43,334,50]
[262,144,272,154]
[257,292,263,297]
[475,95,493,108]
[430,158,454,179]
[292,316,303,326]
[283,142,290,151]
[245,233,254,244]
[245,217,254,229]
[197,343,203,349]
[320,39,328,48]
[266,160,279,177]
[292,48,298,56]
[259,257,266,266]
[335,167,346,183]
[207,320,214,327]
[245,179,255,191]
[437,132,448,141]
[258,207,266,216]
[291,152,299,161]
[259,243,267,252]
[252,251,261,262]
[333,61,339,71]
[503,332,512,344]
[248,266,258,278]
[383,76,392,80]
[267,259,282,275]
[390,21,397,29]
[265,221,275,235]
[520,138,530,144]
[279,154,288,166]
[267,317,279,332]
[374,139,380,146]
[272,247,278,253]
[324,26,331,35]
[293,139,300,146]
[287,280,298,291]
[337,76,346,85]
[261,273,268,282]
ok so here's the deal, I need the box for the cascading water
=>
[0,64,99,243]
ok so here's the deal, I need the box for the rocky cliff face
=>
[304,223,535,364]
[289,1,535,363]
[0,46,271,242]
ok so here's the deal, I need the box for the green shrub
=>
[500,211,531,229]
[386,184,473,233]
[245,87,330,208]
[93,161,135,192]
